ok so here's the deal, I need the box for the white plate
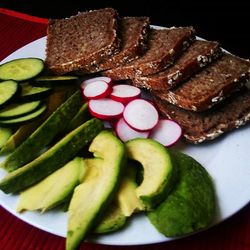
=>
[1,36,250,246]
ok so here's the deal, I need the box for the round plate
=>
[0,36,250,246]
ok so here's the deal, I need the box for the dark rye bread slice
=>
[78,16,150,74]
[45,8,120,75]
[153,87,250,144]
[153,53,250,112]
[103,26,196,80]
[132,40,222,91]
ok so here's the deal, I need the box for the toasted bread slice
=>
[103,27,196,80]
[153,53,250,112]
[45,8,120,75]
[77,16,150,74]
[153,87,250,143]
[132,40,222,90]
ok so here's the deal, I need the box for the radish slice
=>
[82,80,111,99]
[88,98,124,120]
[115,117,150,142]
[123,99,159,131]
[150,119,182,147]
[110,84,141,104]
[81,76,112,89]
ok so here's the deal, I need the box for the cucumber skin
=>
[0,91,83,172]
[0,118,103,194]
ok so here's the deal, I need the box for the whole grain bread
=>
[77,16,150,74]
[132,40,222,91]
[103,26,196,80]
[153,87,250,143]
[45,8,120,75]
[153,53,250,112]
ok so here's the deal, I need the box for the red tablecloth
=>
[0,8,250,250]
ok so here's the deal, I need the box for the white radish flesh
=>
[123,99,159,131]
[88,98,124,120]
[115,117,150,142]
[150,119,182,147]
[110,84,141,103]
[83,80,111,99]
[81,76,112,89]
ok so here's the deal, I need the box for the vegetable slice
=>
[0,58,44,81]
[82,80,111,100]
[150,119,182,147]
[33,75,79,87]
[88,98,124,120]
[0,127,12,148]
[0,101,42,119]
[115,117,149,142]
[123,99,159,131]
[110,84,141,104]
[0,80,20,107]
[20,82,53,101]
[0,103,47,127]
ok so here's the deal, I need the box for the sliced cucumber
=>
[0,127,12,148]
[32,76,79,87]
[0,101,42,119]
[0,80,20,108]
[20,82,53,101]
[0,58,44,81]
[0,104,47,127]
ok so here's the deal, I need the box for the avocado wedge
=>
[67,130,126,250]
[16,157,85,213]
[125,138,176,210]
[147,150,216,237]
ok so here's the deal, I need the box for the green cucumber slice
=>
[0,101,42,119]
[33,76,79,87]
[0,80,20,107]
[20,82,53,101]
[0,58,44,81]
[0,104,47,127]
[0,127,12,148]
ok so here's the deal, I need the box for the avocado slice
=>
[95,164,144,234]
[0,127,12,149]
[16,157,85,213]
[147,150,216,237]
[125,138,176,210]
[66,130,126,250]
[0,118,103,194]
[94,201,127,234]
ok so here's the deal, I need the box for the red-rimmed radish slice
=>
[88,98,124,120]
[115,117,150,142]
[150,119,182,147]
[82,80,111,99]
[123,99,159,131]
[81,76,112,89]
[110,84,141,104]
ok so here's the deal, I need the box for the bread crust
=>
[132,40,222,90]
[45,8,120,75]
[153,87,250,143]
[103,27,196,80]
[154,53,250,112]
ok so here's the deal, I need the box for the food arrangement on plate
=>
[0,7,250,250]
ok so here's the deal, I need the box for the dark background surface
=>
[0,0,249,58]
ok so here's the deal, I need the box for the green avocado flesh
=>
[66,130,126,250]
[16,157,85,213]
[125,138,176,210]
[147,150,216,237]
[95,164,144,234]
